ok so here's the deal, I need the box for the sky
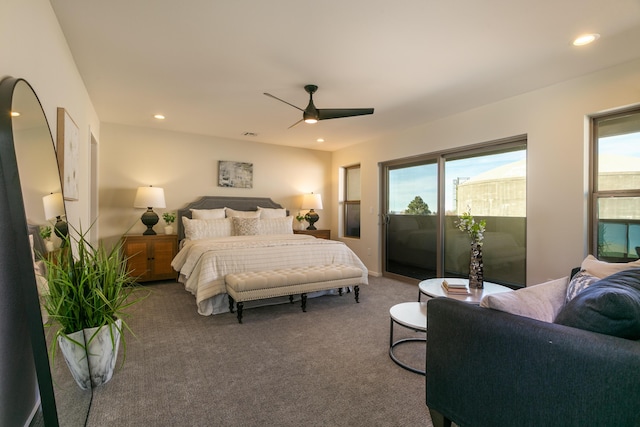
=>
[388,150,526,214]
[387,131,640,215]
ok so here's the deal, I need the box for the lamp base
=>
[141,209,159,235]
[306,209,319,230]
[54,217,69,247]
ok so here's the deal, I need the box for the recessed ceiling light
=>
[316,138,325,143]
[573,33,600,46]
[153,114,166,120]
[10,111,20,117]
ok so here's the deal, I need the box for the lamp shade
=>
[134,186,166,209]
[43,192,65,220]
[301,193,323,210]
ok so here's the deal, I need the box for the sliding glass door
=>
[383,160,439,279]
[382,138,527,287]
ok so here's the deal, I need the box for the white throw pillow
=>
[182,217,233,240]
[258,216,294,235]
[580,254,640,279]
[225,208,260,218]
[190,208,226,220]
[257,206,287,219]
[480,276,569,322]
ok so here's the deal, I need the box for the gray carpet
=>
[83,275,433,426]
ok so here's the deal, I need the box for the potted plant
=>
[40,226,146,389]
[39,225,54,252]
[162,212,176,235]
[295,213,306,231]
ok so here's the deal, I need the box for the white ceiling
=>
[50,0,640,151]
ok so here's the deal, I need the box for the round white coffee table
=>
[418,278,512,304]
[389,301,427,375]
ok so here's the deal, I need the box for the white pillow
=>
[232,217,259,235]
[580,254,640,279]
[480,276,569,322]
[225,208,260,218]
[258,216,294,235]
[182,217,233,240]
[257,206,287,219]
[191,208,226,220]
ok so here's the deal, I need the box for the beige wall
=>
[1,0,100,231]
[332,58,640,285]
[98,123,332,239]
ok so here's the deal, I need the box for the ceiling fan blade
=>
[287,118,304,129]
[264,92,304,112]
[317,108,374,120]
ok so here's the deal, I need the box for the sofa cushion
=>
[565,270,599,303]
[581,254,640,279]
[480,276,568,322]
[554,268,640,340]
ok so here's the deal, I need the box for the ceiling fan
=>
[264,84,374,128]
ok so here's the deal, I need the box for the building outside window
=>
[591,107,640,261]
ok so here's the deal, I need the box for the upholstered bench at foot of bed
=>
[225,264,363,323]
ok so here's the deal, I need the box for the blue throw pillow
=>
[554,268,640,340]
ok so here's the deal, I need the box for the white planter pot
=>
[164,225,174,235]
[58,318,122,390]
[45,240,55,252]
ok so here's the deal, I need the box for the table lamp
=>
[301,193,323,230]
[134,186,166,235]
[43,192,68,245]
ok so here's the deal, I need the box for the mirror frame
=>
[0,77,59,426]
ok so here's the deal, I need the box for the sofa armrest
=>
[426,298,640,427]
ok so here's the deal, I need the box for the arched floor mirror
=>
[0,77,92,426]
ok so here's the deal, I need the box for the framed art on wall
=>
[218,160,253,188]
[56,107,79,201]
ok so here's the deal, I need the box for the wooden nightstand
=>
[293,229,331,240]
[122,234,178,282]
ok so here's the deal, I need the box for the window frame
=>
[589,105,640,261]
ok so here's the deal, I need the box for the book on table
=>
[442,279,471,295]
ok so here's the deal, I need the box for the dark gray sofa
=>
[425,297,640,427]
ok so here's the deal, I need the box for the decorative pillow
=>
[257,206,287,219]
[182,217,233,240]
[479,276,569,322]
[225,208,260,218]
[580,254,640,279]
[554,268,640,340]
[565,269,599,303]
[190,208,226,220]
[232,217,259,236]
[258,216,294,235]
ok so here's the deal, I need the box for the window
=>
[381,137,527,287]
[344,165,361,238]
[591,108,640,261]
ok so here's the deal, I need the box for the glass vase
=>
[469,240,484,289]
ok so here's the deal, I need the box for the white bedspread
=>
[171,234,368,315]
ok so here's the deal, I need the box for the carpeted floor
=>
[79,275,432,426]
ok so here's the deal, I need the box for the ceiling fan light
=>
[304,118,318,124]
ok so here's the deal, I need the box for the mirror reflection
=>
[11,80,91,425]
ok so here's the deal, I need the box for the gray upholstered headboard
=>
[177,196,284,240]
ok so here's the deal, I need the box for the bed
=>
[172,196,368,316]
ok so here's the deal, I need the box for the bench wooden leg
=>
[228,295,235,313]
[338,288,343,296]
[301,293,307,312]
[289,295,294,304]
[236,302,244,323]
[354,285,360,303]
